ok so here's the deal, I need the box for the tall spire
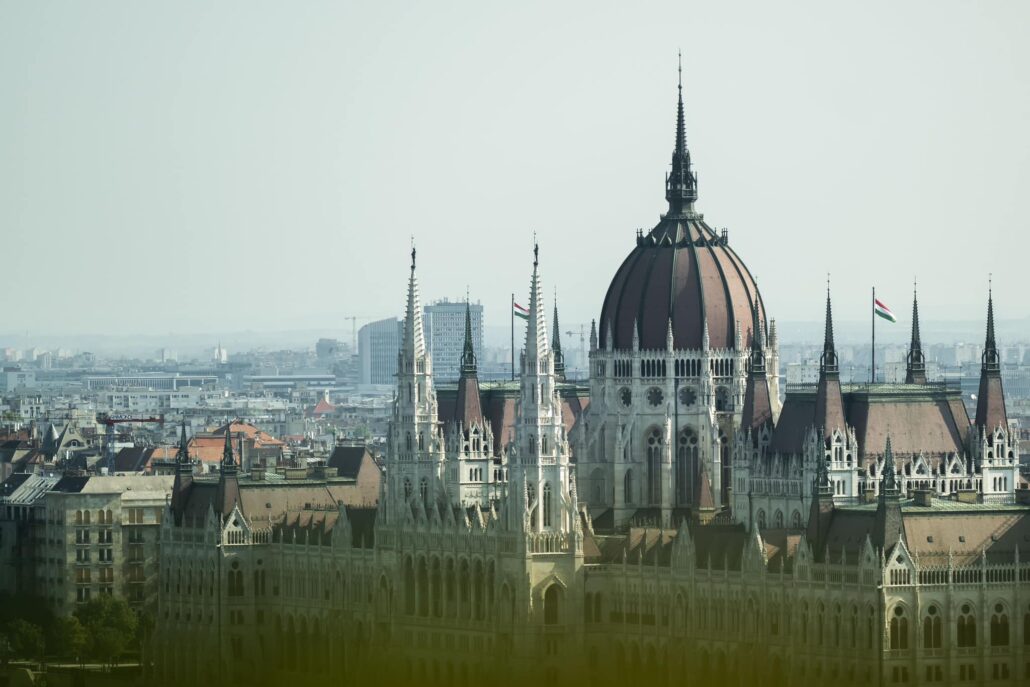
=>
[820,280,839,378]
[525,242,550,361]
[552,298,565,381]
[665,51,698,216]
[975,281,1007,432]
[403,244,426,360]
[814,282,846,441]
[175,420,191,474]
[216,421,240,517]
[740,294,772,434]
[983,280,1000,375]
[872,433,905,554]
[906,280,927,384]
[221,423,237,474]
[460,298,477,375]
[881,434,898,496]
[749,291,765,374]
[171,419,194,525]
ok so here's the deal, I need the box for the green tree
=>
[7,619,44,663]
[51,615,87,663]
[74,595,137,666]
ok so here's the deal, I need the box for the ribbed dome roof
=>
[598,68,765,352]
[599,218,764,351]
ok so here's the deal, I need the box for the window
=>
[923,606,942,649]
[957,604,976,648]
[419,478,428,504]
[991,603,1009,647]
[542,483,553,528]
[623,470,634,505]
[228,561,244,597]
[543,585,561,625]
[889,606,909,650]
[646,429,662,504]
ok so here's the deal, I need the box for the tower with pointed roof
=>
[445,299,498,507]
[905,284,927,384]
[511,244,577,537]
[578,58,766,530]
[973,286,1019,502]
[386,247,446,519]
[215,425,240,518]
[171,420,193,525]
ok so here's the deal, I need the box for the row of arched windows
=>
[888,602,1023,651]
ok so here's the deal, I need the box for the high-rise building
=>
[423,299,483,382]
[358,317,401,385]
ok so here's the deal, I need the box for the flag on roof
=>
[874,298,897,323]
[513,302,529,321]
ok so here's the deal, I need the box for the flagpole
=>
[871,286,876,384]
[511,293,515,381]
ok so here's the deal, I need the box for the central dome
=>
[598,75,765,352]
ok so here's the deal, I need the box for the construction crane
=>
[344,316,373,354]
[96,413,165,473]
[565,325,587,378]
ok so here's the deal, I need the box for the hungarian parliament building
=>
[152,76,1030,687]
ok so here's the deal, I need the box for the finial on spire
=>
[906,277,926,384]
[665,52,697,215]
[411,240,416,270]
[552,297,565,380]
[533,240,539,269]
[820,279,838,377]
[678,49,682,92]
[461,297,477,375]
[982,278,1000,374]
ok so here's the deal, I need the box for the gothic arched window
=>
[677,429,698,506]
[542,482,553,528]
[923,606,942,649]
[889,606,909,650]
[646,428,662,505]
[419,478,428,504]
[543,584,562,625]
[957,604,976,647]
[406,432,412,451]
[991,603,1009,647]
[403,478,413,501]
[624,469,634,505]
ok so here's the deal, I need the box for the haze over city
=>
[2,0,1028,345]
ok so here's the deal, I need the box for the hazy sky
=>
[1,1,1028,341]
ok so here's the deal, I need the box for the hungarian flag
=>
[513,302,530,321]
[874,298,897,323]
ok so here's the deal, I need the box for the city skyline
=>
[2,0,1028,337]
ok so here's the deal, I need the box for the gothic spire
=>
[750,293,765,374]
[460,298,477,375]
[552,299,565,381]
[403,245,426,361]
[872,434,905,554]
[741,293,772,434]
[983,282,1000,375]
[216,421,240,516]
[975,281,1008,432]
[906,280,927,384]
[176,420,191,474]
[881,434,898,496]
[814,282,846,441]
[221,422,237,474]
[525,242,550,363]
[820,281,839,378]
[665,51,698,216]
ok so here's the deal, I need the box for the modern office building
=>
[358,317,401,385]
[423,299,484,383]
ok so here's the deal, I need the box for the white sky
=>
[1,1,1027,339]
